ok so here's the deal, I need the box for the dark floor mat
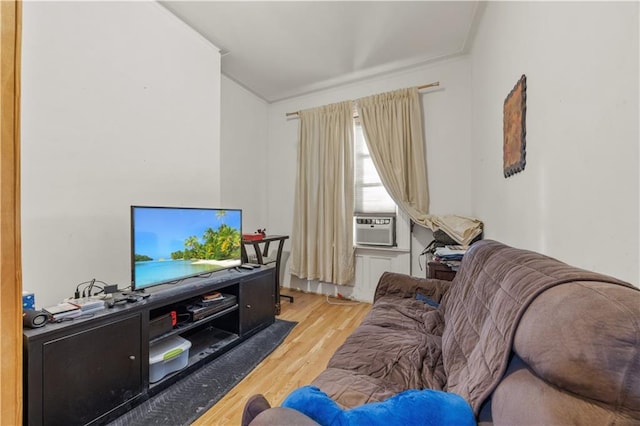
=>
[108,319,297,426]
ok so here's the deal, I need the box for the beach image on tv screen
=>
[133,207,242,288]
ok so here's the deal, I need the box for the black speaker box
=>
[23,310,48,328]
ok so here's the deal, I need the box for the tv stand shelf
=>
[23,267,275,426]
[150,303,239,344]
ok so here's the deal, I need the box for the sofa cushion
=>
[374,272,451,303]
[492,354,640,425]
[328,296,444,389]
[312,368,405,408]
[311,295,445,407]
[512,281,640,421]
[250,407,320,426]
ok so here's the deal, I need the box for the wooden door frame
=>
[0,1,23,424]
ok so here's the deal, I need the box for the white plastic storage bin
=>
[149,335,191,383]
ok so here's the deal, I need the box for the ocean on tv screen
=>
[134,258,241,287]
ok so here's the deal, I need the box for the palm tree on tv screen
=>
[171,219,240,261]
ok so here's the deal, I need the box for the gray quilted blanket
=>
[441,239,631,414]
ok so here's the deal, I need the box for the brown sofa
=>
[247,240,640,425]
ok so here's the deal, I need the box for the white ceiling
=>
[160,1,481,103]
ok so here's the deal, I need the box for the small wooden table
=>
[241,234,292,315]
[427,261,457,281]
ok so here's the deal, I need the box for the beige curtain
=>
[290,101,355,286]
[357,87,482,245]
[0,1,23,424]
[357,87,431,223]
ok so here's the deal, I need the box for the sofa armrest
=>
[248,407,319,425]
[374,272,452,303]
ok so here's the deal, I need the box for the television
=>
[131,206,243,291]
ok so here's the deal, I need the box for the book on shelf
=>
[202,291,222,301]
[201,292,225,305]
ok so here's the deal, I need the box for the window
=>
[354,123,396,214]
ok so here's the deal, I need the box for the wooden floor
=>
[192,290,371,425]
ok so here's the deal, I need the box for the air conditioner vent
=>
[354,216,396,246]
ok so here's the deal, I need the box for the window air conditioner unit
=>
[354,215,396,247]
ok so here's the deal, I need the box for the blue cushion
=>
[282,385,475,426]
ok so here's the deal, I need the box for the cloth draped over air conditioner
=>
[420,215,483,246]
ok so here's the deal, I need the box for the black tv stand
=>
[23,267,275,426]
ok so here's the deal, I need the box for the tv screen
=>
[131,206,242,291]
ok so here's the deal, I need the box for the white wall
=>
[470,2,639,285]
[21,2,222,308]
[220,76,269,233]
[266,56,474,298]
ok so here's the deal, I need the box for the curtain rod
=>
[285,81,440,117]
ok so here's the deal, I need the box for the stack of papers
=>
[44,302,81,320]
[68,297,106,313]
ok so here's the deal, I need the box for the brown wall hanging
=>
[503,74,527,177]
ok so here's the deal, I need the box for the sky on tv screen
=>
[133,207,241,260]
